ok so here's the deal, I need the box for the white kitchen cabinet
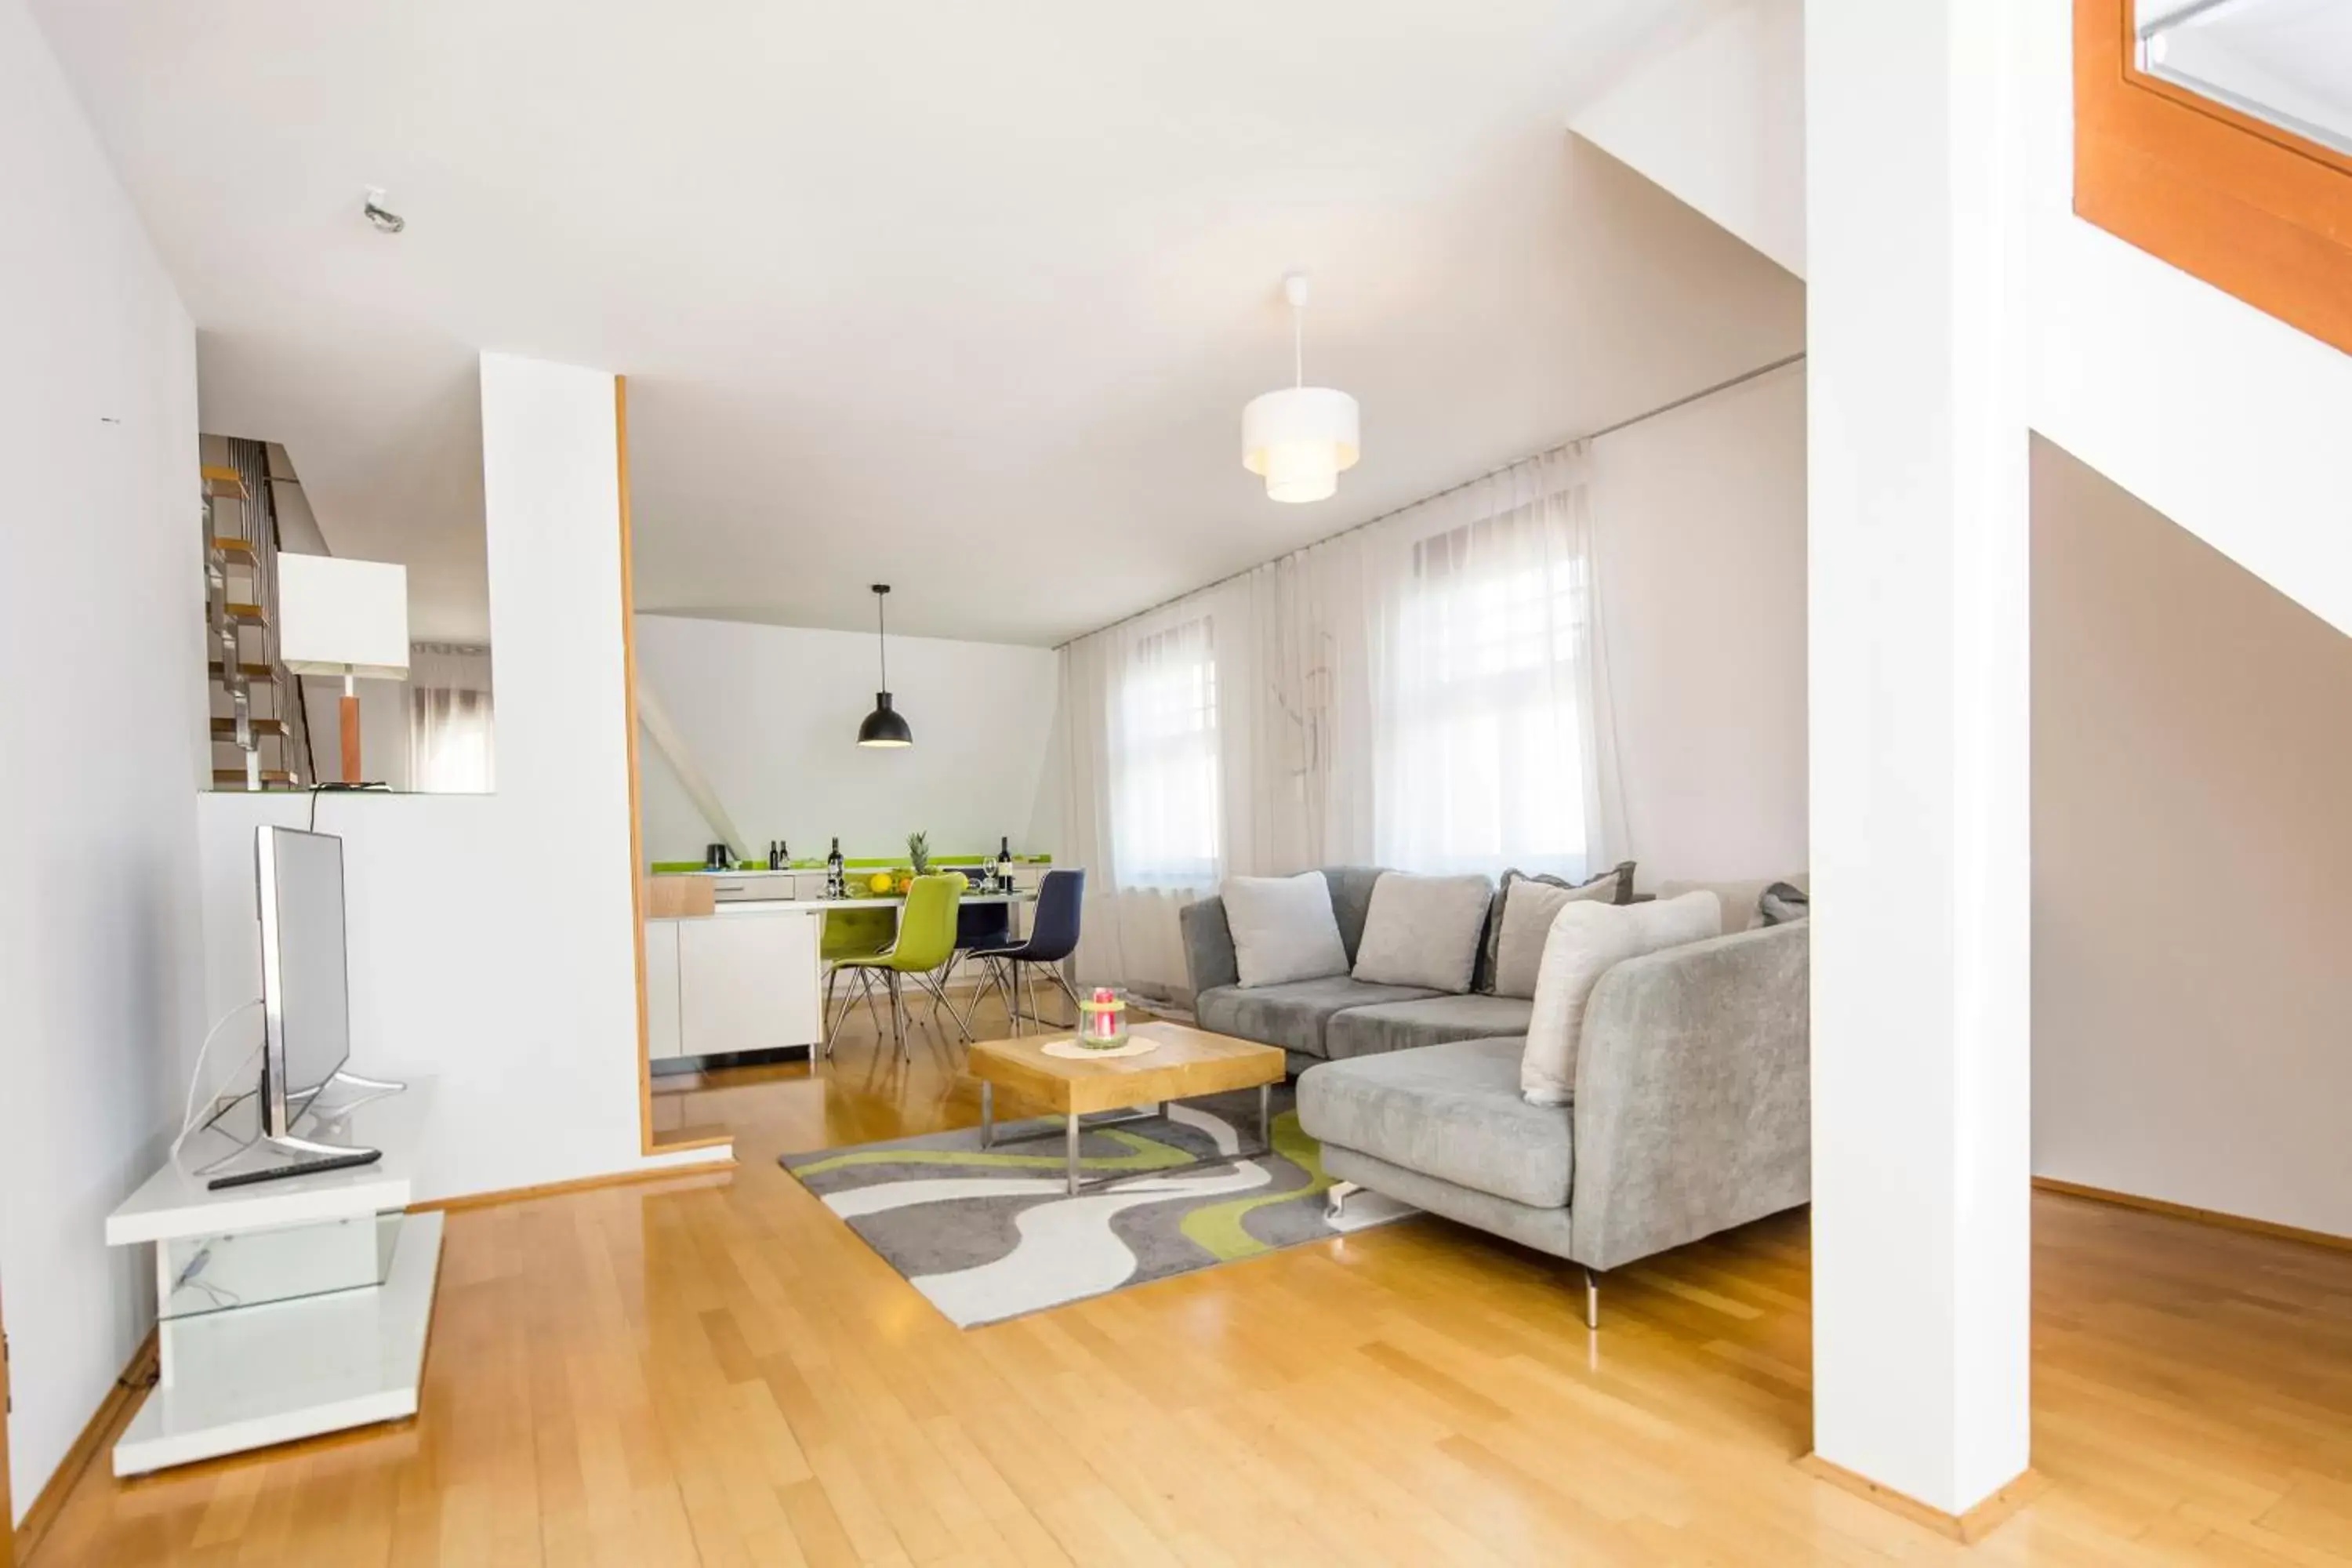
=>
[644,920,684,1060]
[677,909,822,1057]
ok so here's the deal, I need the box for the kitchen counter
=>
[642,884,1040,1064]
[702,891,1032,915]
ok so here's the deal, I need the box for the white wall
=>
[632,615,1060,865]
[1571,0,1806,278]
[1595,361,1807,886]
[0,0,204,1522]
[2032,440,2352,1237]
[198,354,725,1205]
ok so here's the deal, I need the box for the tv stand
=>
[103,1080,440,1475]
[260,1130,377,1161]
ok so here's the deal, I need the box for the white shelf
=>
[114,1212,442,1476]
[105,1077,443,1475]
[107,1081,430,1245]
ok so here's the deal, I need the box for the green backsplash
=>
[650,853,1054,873]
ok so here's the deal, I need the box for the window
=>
[406,643,495,793]
[1378,495,1595,878]
[1111,616,1221,887]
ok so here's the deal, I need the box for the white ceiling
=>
[32,0,1800,647]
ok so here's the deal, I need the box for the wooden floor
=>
[31,993,2352,1565]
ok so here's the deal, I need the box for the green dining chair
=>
[829,873,968,1061]
[818,907,898,1056]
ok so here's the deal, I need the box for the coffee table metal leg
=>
[1259,1082,1272,1151]
[981,1080,994,1149]
[1065,1112,1080,1196]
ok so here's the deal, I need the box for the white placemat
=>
[1040,1036,1160,1061]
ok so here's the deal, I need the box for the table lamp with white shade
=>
[278,554,409,784]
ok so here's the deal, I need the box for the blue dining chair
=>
[968,869,1084,1034]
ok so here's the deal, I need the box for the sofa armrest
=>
[1569,922,1809,1272]
[1179,895,1241,996]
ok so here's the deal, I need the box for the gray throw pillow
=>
[1475,862,1634,993]
[1757,880,1810,926]
[1351,872,1495,993]
[1220,871,1351,988]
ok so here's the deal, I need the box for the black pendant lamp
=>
[856,583,913,748]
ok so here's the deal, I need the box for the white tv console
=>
[103,1080,441,1475]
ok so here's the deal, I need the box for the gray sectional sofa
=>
[1182,866,1533,1073]
[1181,866,1811,1327]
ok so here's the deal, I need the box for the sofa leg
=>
[1582,1266,1600,1331]
[1324,1181,1361,1221]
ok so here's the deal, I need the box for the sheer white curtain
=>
[1112,616,1221,887]
[407,643,495,793]
[1059,608,1231,999]
[1366,448,1623,878]
[1055,442,1625,996]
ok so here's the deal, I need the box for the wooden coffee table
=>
[967,1021,1287,1195]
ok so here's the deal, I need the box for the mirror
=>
[2135,0,2352,157]
[201,434,495,794]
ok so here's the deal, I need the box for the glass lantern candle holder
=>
[1076,988,1128,1049]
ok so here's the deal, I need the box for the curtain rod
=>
[1055,349,1806,650]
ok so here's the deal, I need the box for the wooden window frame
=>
[2075,0,2352,357]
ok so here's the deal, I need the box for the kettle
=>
[704,842,732,871]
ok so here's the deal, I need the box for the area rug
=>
[779,1085,1413,1327]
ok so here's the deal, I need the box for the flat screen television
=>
[255,825,352,1140]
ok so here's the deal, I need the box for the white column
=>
[1805,0,2033,1518]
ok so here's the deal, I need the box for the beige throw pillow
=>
[1475,862,1632,993]
[1491,876,1625,998]
[1520,891,1723,1106]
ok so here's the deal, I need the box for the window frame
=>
[2075,0,2352,357]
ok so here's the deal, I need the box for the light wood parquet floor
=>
[30,992,2352,1565]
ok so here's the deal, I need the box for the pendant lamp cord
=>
[1293,298,1305,388]
[876,590,888,688]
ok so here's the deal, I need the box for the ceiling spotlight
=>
[362,187,406,234]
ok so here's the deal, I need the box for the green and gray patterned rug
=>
[781,1086,1412,1327]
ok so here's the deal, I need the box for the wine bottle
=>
[996,834,1014,894]
[826,837,844,898]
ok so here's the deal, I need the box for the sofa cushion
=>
[1476,862,1634,993]
[1490,873,1632,998]
[1298,1038,1573,1209]
[1351,872,1494,993]
[1220,871,1350,988]
[1323,993,1536,1060]
[1195,976,1445,1057]
[1758,880,1809,926]
[1655,874,1809,935]
[1523,891,1722,1106]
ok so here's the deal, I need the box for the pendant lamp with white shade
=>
[1241,272,1359,504]
[856,583,913,748]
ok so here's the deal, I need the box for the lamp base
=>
[341,694,361,784]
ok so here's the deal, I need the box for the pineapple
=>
[907,831,931,877]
